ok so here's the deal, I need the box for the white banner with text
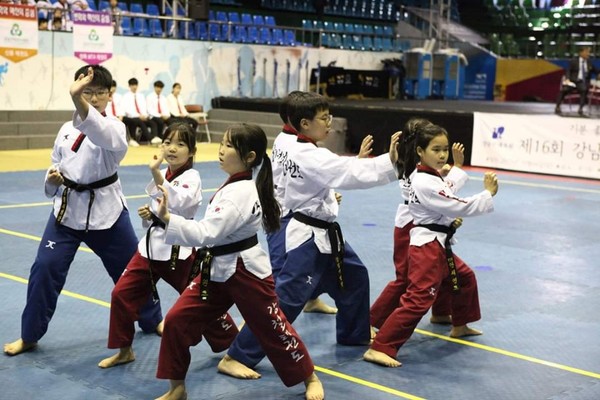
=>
[472,112,600,179]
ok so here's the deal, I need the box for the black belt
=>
[293,212,345,289]
[145,214,180,303]
[418,223,459,293]
[56,172,119,232]
[192,234,259,301]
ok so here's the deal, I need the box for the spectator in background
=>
[103,0,124,35]
[166,82,199,131]
[51,0,72,31]
[38,17,49,30]
[107,80,139,147]
[121,77,162,145]
[146,80,170,137]
[68,0,88,10]
[555,46,598,117]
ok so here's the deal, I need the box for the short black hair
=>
[154,80,165,88]
[128,78,138,86]
[73,65,112,90]
[288,92,329,132]
[278,91,304,124]
[172,82,181,90]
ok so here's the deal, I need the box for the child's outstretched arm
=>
[358,135,374,158]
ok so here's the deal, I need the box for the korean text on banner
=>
[72,10,113,64]
[0,4,38,63]
[472,112,600,180]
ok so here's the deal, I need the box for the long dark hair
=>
[399,121,448,178]
[227,123,281,233]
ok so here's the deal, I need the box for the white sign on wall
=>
[72,10,113,63]
[472,112,600,180]
[0,4,38,63]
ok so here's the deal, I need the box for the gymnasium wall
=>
[0,31,397,111]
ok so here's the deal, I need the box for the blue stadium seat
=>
[373,36,383,51]
[86,0,96,10]
[362,35,374,50]
[382,37,393,51]
[284,29,296,46]
[221,24,232,41]
[271,28,283,45]
[209,23,221,40]
[343,23,354,33]
[130,3,143,13]
[382,25,394,37]
[146,4,159,15]
[98,0,109,10]
[148,18,163,37]
[265,15,276,26]
[216,11,227,22]
[228,12,240,24]
[131,9,151,37]
[232,26,248,43]
[258,27,271,44]
[247,26,258,43]
[253,15,265,26]
[241,13,253,25]
[342,34,353,49]
[120,17,133,36]
[196,22,208,40]
[117,2,128,11]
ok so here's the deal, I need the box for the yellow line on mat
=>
[415,329,600,379]
[0,227,92,252]
[0,190,217,210]
[0,272,111,308]
[314,366,426,399]
[2,223,600,388]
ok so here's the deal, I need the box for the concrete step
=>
[0,121,64,137]
[0,110,73,123]
[0,135,56,150]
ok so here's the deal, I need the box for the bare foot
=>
[156,320,164,337]
[303,298,338,314]
[450,325,483,338]
[363,348,402,368]
[304,372,324,400]
[155,380,187,400]
[98,347,135,368]
[4,338,37,356]
[430,315,452,325]
[217,354,261,379]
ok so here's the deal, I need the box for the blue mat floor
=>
[1,162,599,400]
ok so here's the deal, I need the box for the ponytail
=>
[227,123,281,233]
[256,154,281,233]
